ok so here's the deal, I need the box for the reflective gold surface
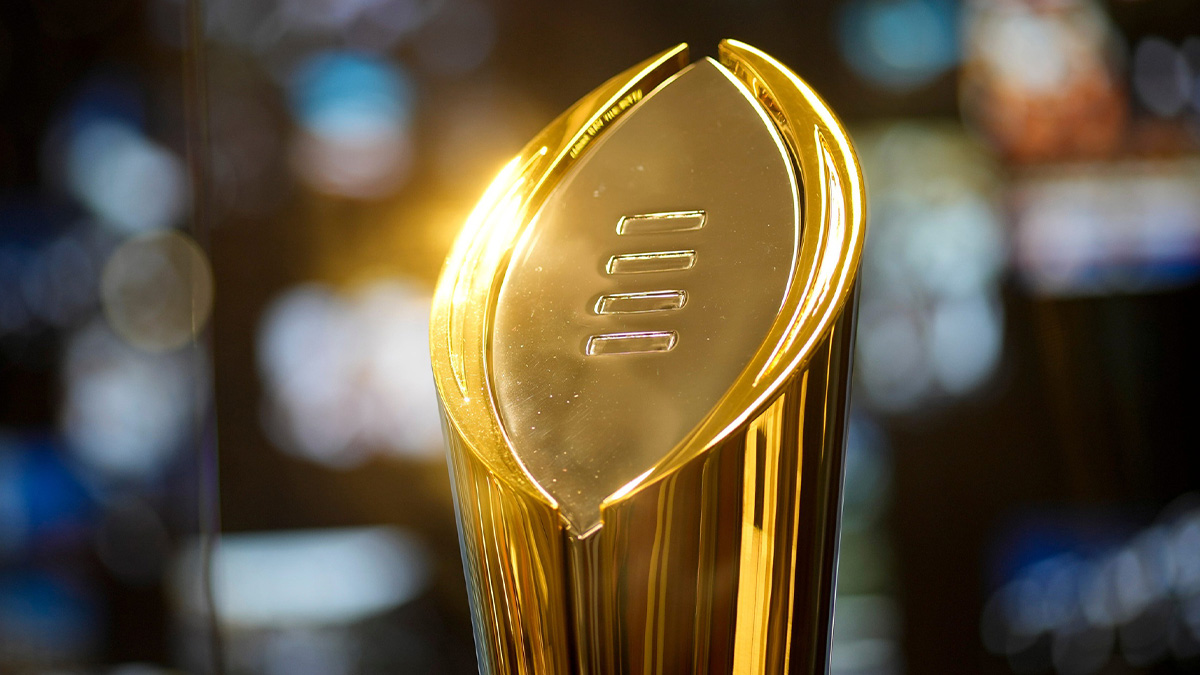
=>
[431,40,865,674]
[493,58,799,533]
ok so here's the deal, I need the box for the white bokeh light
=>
[853,123,1007,413]
[65,121,189,234]
[257,279,442,467]
[61,322,204,480]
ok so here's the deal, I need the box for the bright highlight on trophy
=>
[432,40,865,674]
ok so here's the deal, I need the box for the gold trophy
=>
[430,40,866,674]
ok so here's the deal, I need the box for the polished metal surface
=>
[492,59,799,533]
[430,40,866,675]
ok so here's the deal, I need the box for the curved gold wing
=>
[430,44,691,674]
[607,39,866,506]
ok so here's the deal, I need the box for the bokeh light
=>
[983,500,1200,673]
[172,527,430,627]
[1133,37,1192,118]
[257,279,442,467]
[0,567,100,665]
[960,0,1127,163]
[0,436,93,557]
[837,0,959,92]
[20,233,97,327]
[853,122,1006,413]
[0,219,114,336]
[65,120,189,234]
[61,322,205,481]
[1012,161,1200,296]
[188,0,441,56]
[100,230,214,352]
[288,50,415,197]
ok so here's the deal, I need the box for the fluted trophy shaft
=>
[431,40,866,675]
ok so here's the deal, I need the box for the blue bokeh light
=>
[290,50,414,142]
[838,0,960,92]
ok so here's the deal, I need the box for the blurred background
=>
[1,0,1199,673]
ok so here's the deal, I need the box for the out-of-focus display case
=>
[1,0,1199,673]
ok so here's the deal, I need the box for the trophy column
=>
[431,40,866,675]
